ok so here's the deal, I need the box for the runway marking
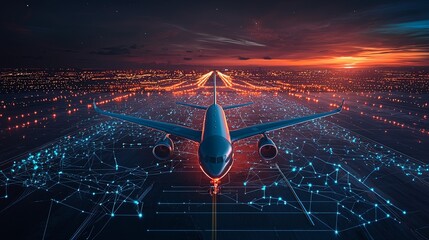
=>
[212,193,217,240]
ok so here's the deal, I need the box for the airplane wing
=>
[230,99,344,142]
[93,101,202,142]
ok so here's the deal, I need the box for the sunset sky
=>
[1,0,429,68]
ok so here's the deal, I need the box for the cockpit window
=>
[207,155,230,163]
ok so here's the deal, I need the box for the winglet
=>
[93,99,100,113]
[338,98,345,112]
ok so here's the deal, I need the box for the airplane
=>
[93,72,344,194]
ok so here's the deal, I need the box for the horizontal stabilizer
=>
[176,102,207,110]
[223,102,254,110]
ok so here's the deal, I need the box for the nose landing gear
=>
[210,179,220,195]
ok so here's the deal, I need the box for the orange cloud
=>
[194,47,429,68]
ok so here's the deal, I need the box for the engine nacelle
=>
[152,137,174,160]
[258,136,278,160]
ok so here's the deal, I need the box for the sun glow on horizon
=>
[179,46,429,69]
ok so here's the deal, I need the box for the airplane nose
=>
[198,136,233,179]
[204,162,224,178]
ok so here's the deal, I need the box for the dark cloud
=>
[238,56,250,60]
[263,56,272,60]
[183,57,192,60]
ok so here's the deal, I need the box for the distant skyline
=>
[1,0,429,69]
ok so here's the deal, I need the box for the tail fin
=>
[337,98,345,112]
[213,73,217,104]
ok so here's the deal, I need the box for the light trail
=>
[197,71,214,87]
[216,71,233,87]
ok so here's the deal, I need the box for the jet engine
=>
[258,136,278,160]
[152,136,174,160]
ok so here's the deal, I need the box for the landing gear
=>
[210,179,221,195]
